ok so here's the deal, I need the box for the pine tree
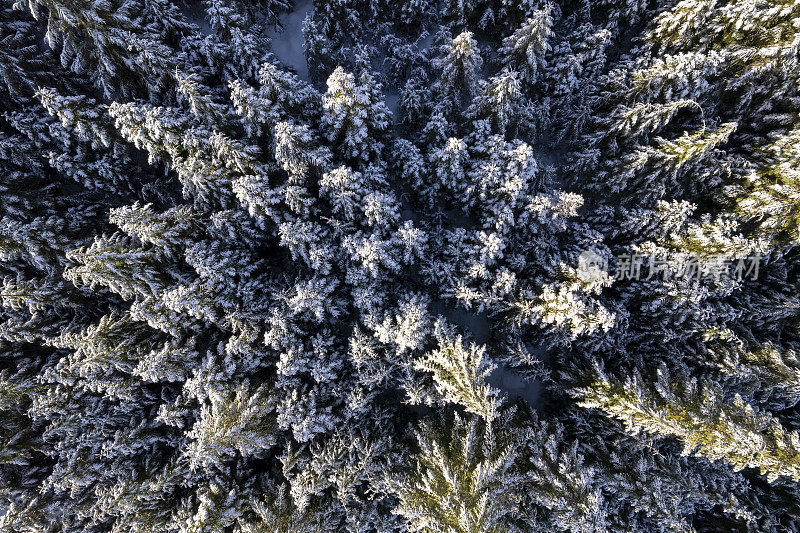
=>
[390,412,524,533]
[0,7,50,99]
[322,67,391,163]
[581,121,738,205]
[239,483,338,532]
[500,5,554,84]
[734,127,800,246]
[108,203,203,260]
[433,31,483,96]
[413,322,502,421]
[517,413,608,532]
[577,362,800,482]
[109,101,259,207]
[19,0,184,97]
[186,382,278,469]
[465,71,523,135]
[64,233,176,301]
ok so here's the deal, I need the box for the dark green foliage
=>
[1,0,800,531]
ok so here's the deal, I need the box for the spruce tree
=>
[2,0,800,529]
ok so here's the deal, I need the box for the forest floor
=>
[266,0,314,80]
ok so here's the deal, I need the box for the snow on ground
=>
[488,363,542,406]
[266,0,314,81]
[385,91,401,120]
[176,1,213,35]
[440,306,490,344]
[416,31,436,52]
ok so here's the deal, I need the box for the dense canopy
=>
[2,0,800,531]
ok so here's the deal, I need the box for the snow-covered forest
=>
[1,0,800,530]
